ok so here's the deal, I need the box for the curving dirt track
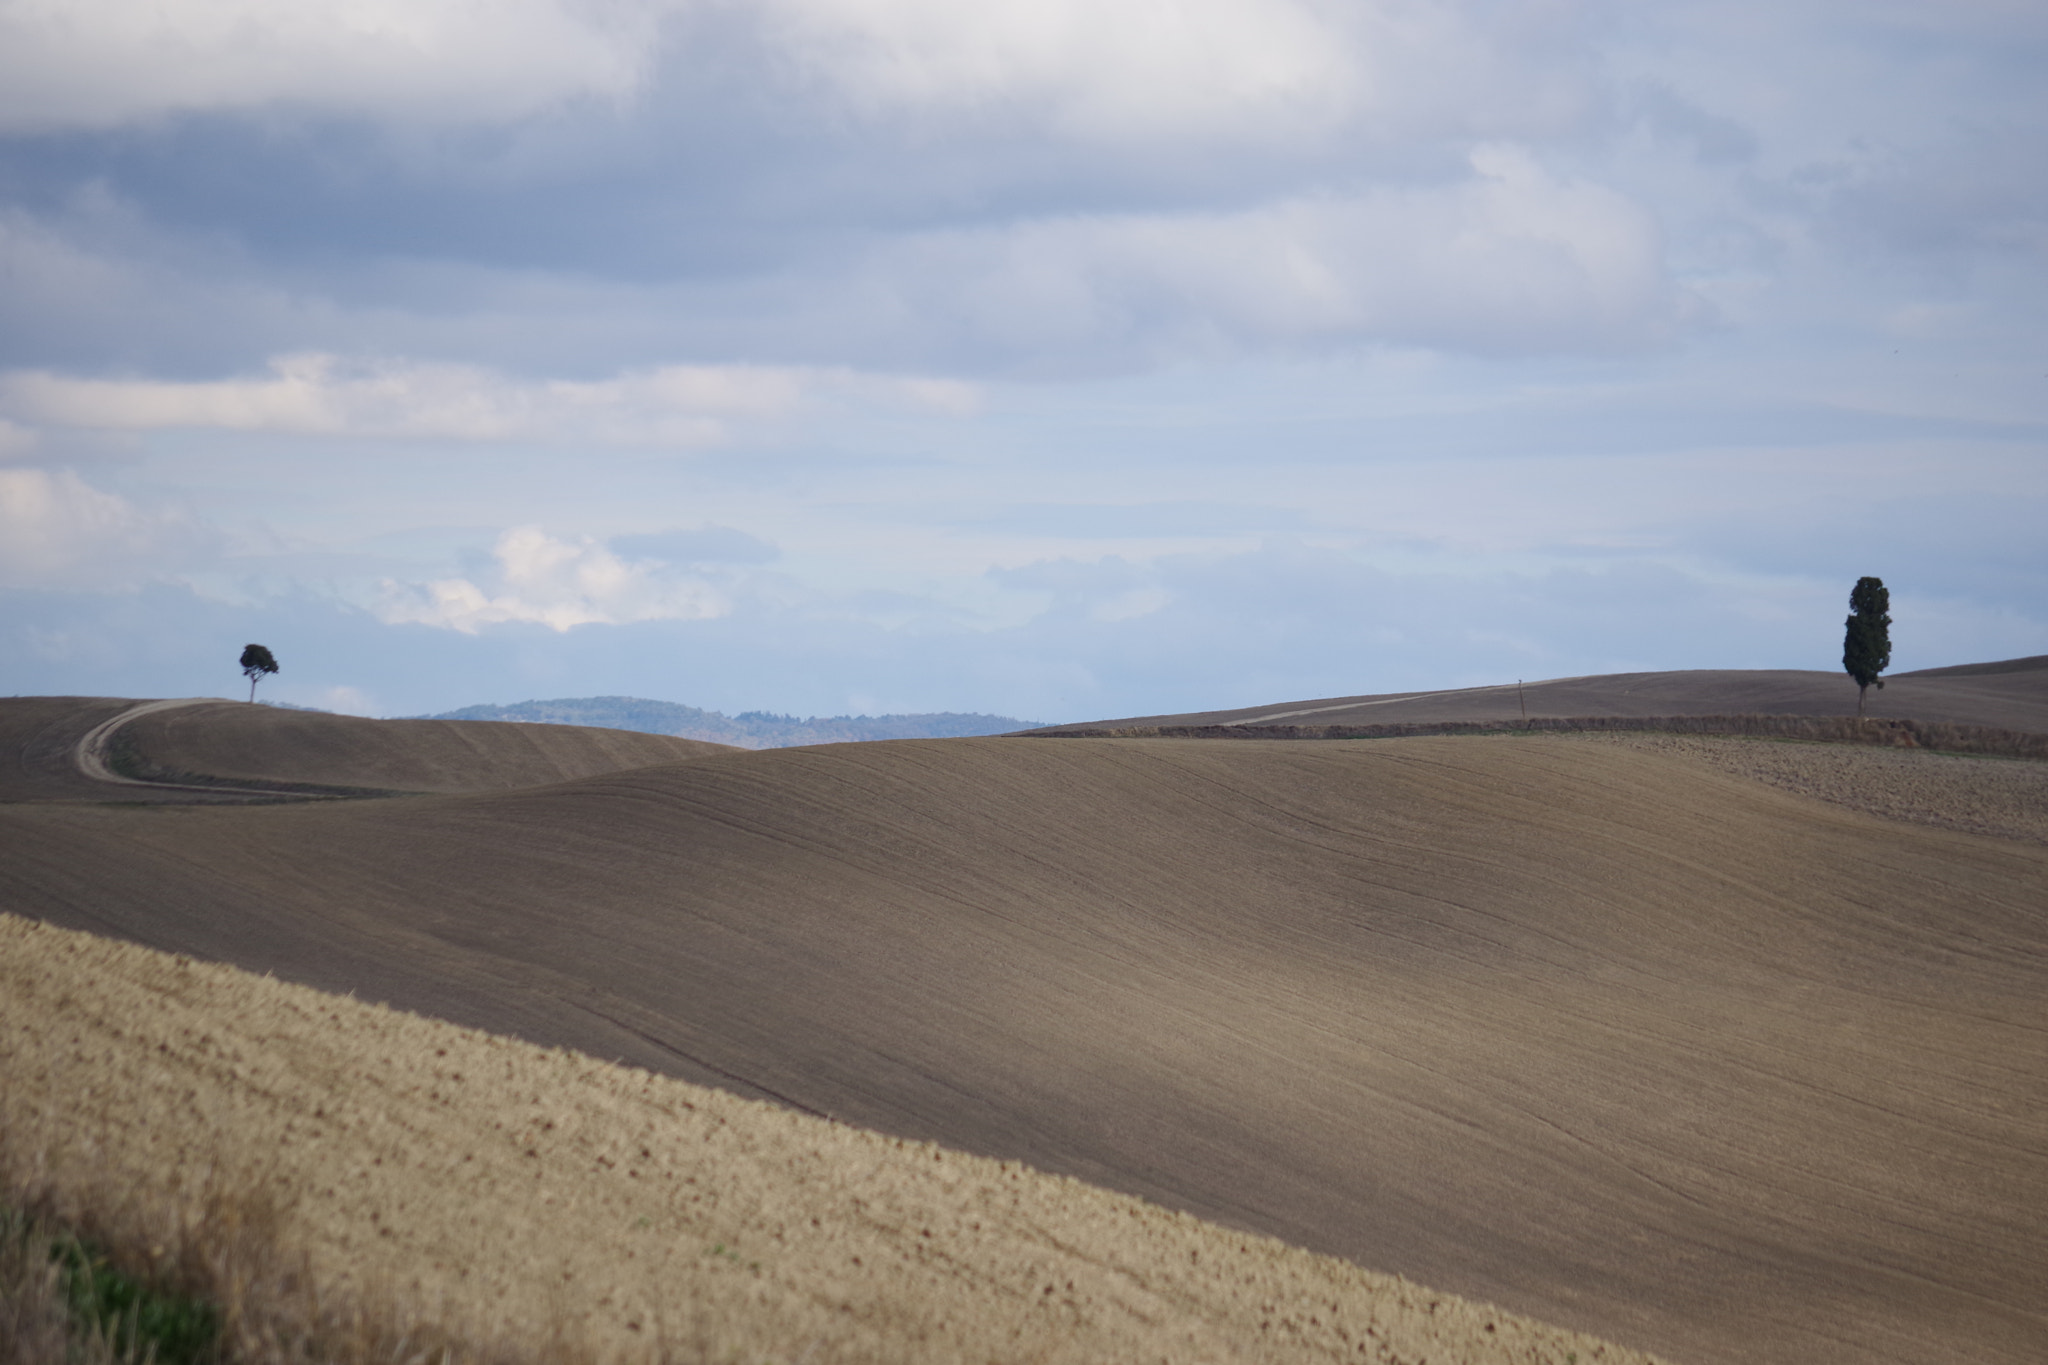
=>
[2,697,2044,1365]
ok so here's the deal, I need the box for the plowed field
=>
[3,696,2044,1365]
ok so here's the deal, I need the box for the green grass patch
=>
[5,1208,219,1365]
[54,1232,219,1364]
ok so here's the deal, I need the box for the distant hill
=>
[1048,656,2048,736]
[421,696,1042,748]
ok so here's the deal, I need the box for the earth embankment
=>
[3,712,2043,1365]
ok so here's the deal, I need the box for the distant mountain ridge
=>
[422,696,1042,749]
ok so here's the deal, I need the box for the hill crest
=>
[1052,659,2048,735]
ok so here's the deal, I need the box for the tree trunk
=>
[1857,682,1867,716]
[248,676,257,703]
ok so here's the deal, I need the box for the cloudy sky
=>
[2,0,2042,722]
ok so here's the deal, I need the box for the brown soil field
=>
[116,700,735,793]
[0,697,730,803]
[0,913,1652,1365]
[1056,655,2048,734]
[3,693,2046,1365]
[1582,733,2048,845]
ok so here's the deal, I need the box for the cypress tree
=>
[1842,577,1891,715]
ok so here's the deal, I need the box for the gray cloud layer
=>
[12,0,2036,376]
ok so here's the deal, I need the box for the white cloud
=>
[0,418,36,459]
[754,0,1596,148]
[0,354,978,444]
[1,0,1362,139]
[759,0,1355,142]
[0,466,206,588]
[377,526,731,633]
[1089,586,1174,622]
[308,684,376,716]
[0,0,1603,149]
[877,144,1688,361]
[0,0,662,131]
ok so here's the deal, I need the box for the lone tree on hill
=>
[1842,577,1891,715]
[239,643,279,703]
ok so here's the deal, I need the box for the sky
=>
[1,0,2043,723]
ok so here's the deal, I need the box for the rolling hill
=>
[0,695,732,803]
[1047,654,2048,734]
[3,668,2044,1365]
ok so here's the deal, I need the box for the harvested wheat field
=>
[0,913,1650,1365]
[3,689,2047,1365]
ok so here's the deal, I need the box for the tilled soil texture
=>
[4,711,2046,1365]
[1581,733,2048,844]
[0,915,1655,1365]
[116,700,737,793]
[1052,655,2048,733]
[0,698,732,803]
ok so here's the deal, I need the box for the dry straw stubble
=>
[0,914,1658,1365]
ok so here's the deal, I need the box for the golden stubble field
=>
[3,696,2045,1365]
[0,914,1653,1365]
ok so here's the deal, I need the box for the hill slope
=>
[1049,656,2048,734]
[123,699,736,792]
[0,696,731,801]
[2,913,1659,1365]
[3,704,2043,1365]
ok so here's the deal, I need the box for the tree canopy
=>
[1841,577,1891,715]
[239,643,280,703]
